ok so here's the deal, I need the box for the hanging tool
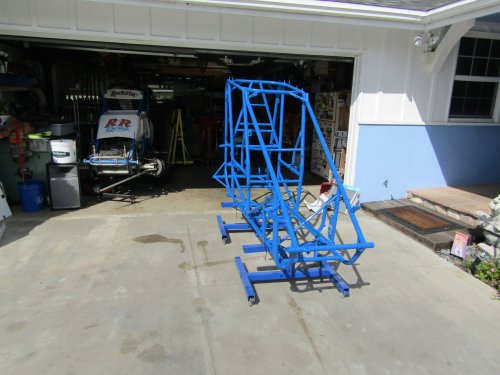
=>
[11,118,31,182]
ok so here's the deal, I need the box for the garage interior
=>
[0,37,353,212]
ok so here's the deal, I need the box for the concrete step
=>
[407,192,477,227]
[407,185,499,227]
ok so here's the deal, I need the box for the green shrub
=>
[462,258,475,273]
[474,259,500,290]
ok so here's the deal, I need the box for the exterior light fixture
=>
[429,34,440,47]
[413,34,424,47]
[413,31,440,51]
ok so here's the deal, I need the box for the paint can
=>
[50,139,76,164]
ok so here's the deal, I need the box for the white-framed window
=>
[449,37,500,120]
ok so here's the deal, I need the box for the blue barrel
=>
[17,180,45,212]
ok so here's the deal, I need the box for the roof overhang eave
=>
[157,0,427,28]
[87,1,500,31]
[423,0,500,29]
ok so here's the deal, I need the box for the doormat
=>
[377,206,462,235]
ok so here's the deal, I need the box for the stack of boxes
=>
[333,130,348,170]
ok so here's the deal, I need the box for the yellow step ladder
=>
[168,109,193,165]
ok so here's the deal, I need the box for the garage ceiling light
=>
[220,56,263,66]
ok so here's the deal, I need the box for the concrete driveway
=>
[1,187,499,374]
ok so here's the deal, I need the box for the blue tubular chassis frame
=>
[213,79,374,304]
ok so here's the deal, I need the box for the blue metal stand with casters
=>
[213,79,374,304]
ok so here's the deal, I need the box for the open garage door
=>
[0,36,354,199]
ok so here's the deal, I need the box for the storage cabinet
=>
[46,163,81,209]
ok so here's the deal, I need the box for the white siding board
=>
[378,93,404,122]
[76,0,112,33]
[187,11,219,41]
[311,22,338,48]
[0,1,31,26]
[221,14,252,43]
[357,28,385,122]
[355,27,455,125]
[377,32,411,122]
[400,37,417,122]
[382,32,411,93]
[405,51,430,122]
[0,3,462,126]
[357,94,378,123]
[37,0,70,30]
[114,4,148,35]
[253,17,283,45]
[431,45,457,122]
[284,20,310,47]
[151,8,186,38]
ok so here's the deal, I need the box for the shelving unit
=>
[310,91,350,180]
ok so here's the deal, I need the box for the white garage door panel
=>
[284,20,311,47]
[253,17,283,45]
[221,14,252,43]
[311,22,339,49]
[338,24,363,50]
[151,8,186,38]
[114,3,149,35]
[0,1,31,26]
[187,11,219,41]
[37,0,71,30]
[76,0,113,33]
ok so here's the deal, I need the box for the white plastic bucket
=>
[50,139,76,164]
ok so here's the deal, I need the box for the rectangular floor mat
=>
[377,205,462,235]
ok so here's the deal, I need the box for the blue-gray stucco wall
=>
[354,124,500,202]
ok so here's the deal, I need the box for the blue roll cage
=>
[213,79,374,303]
